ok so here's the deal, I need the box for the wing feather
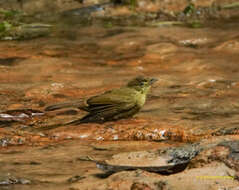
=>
[77,87,139,123]
[87,87,137,107]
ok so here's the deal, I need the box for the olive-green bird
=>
[45,76,157,125]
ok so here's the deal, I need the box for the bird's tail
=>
[28,118,84,132]
[45,100,85,111]
[65,113,104,125]
[64,119,84,125]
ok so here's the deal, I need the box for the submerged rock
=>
[0,23,52,40]
[0,109,44,122]
[0,175,31,185]
[61,3,111,17]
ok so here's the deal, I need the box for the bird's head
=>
[127,76,157,93]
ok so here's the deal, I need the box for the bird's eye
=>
[140,81,145,86]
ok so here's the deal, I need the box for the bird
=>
[45,76,157,125]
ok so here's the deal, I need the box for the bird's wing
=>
[45,99,85,111]
[86,87,138,113]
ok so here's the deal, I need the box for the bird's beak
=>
[149,78,158,84]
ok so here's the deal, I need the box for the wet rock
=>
[61,3,110,17]
[130,182,153,190]
[96,144,200,174]
[92,145,111,151]
[218,141,239,160]
[72,170,169,190]
[0,138,10,147]
[214,39,239,53]
[0,175,31,185]
[0,109,44,122]
[0,23,52,41]
[212,126,239,136]
[84,152,238,190]
[189,140,239,175]
[166,144,201,164]
[67,175,85,183]
[217,141,239,172]
[0,138,238,190]
[0,57,24,66]
[1,0,86,14]
[0,136,27,146]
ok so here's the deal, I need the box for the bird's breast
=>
[135,92,146,108]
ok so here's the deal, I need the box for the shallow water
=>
[0,17,239,189]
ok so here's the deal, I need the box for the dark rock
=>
[167,143,201,164]
[0,57,24,66]
[67,175,85,183]
[0,138,10,147]
[61,3,111,17]
[0,176,31,185]
[218,141,239,161]
[96,144,201,174]
[131,182,153,190]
